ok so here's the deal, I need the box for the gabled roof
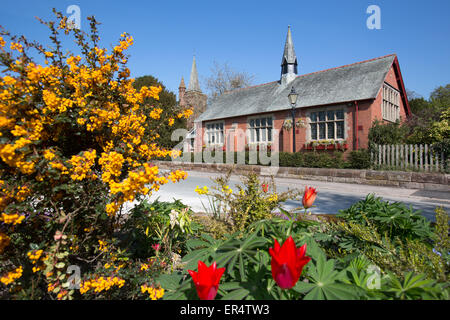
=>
[197,54,397,122]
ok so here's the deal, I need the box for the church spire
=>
[179,76,186,89]
[281,26,298,85]
[187,55,201,92]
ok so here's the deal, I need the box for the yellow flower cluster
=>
[10,42,23,53]
[99,151,124,182]
[176,108,193,119]
[49,161,69,175]
[98,240,108,252]
[221,185,233,194]
[140,258,156,271]
[167,170,187,183]
[0,266,23,285]
[27,249,48,272]
[141,284,164,300]
[0,212,25,225]
[27,249,43,261]
[195,185,209,195]
[79,276,125,294]
[106,163,172,216]
[44,149,56,160]
[267,194,278,202]
[67,149,97,181]
[104,262,125,272]
[0,20,189,238]
[149,107,163,120]
[0,232,10,253]
[15,185,30,202]
[113,34,134,53]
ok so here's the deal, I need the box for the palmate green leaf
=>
[182,233,224,270]
[293,254,360,300]
[386,272,437,299]
[215,232,268,281]
[157,273,196,300]
[220,288,250,300]
[294,235,326,263]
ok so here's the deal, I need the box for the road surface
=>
[124,170,450,222]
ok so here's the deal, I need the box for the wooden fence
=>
[371,144,446,172]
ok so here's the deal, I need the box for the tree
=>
[204,61,255,100]
[133,75,188,149]
[405,85,450,144]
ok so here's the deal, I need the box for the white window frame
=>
[205,121,224,146]
[382,83,400,122]
[247,115,273,145]
[308,107,346,142]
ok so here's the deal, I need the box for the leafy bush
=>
[194,171,302,234]
[157,200,449,300]
[336,194,432,240]
[120,198,201,259]
[0,10,191,299]
[347,149,372,169]
[368,119,409,146]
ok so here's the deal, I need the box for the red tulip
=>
[261,183,269,193]
[302,186,317,209]
[269,236,311,289]
[188,261,225,300]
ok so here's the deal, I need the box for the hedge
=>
[156,150,372,170]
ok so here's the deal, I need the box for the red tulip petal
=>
[213,267,225,286]
[274,263,296,289]
[297,243,307,258]
[188,269,197,282]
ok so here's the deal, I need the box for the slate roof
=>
[197,54,396,122]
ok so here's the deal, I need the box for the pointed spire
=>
[281,26,298,85]
[281,26,297,65]
[187,55,201,92]
[179,76,186,89]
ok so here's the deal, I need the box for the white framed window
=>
[248,116,273,144]
[382,83,400,122]
[205,121,224,145]
[309,109,345,140]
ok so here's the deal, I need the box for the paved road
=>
[124,170,449,222]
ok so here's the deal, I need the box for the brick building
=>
[192,27,411,154]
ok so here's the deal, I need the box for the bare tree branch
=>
[204,61,255,100]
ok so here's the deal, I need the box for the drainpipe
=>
[354,101,359,150]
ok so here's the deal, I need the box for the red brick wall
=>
[353,64,408,150]
[195,64,408,154]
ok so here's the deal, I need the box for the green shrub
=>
[347,149,371,169]
[336,194,432,240]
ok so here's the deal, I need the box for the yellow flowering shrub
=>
[0,10,192,299]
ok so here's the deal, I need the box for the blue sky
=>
[1,0,449,99]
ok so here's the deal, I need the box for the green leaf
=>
[55,262,65,269]
[156,274,183,291]
[299,255,360,300]
[220,288,250,300]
